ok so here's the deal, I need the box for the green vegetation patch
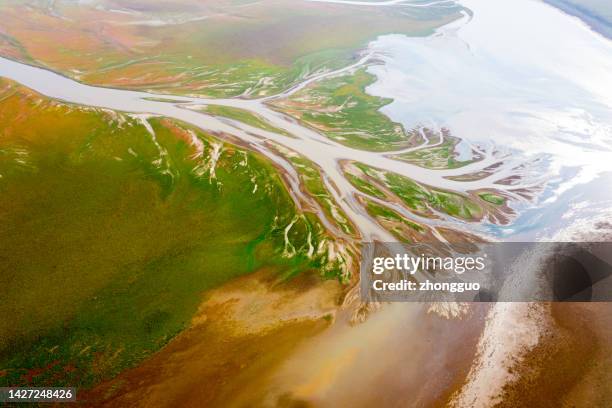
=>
[272,69,416,151]
[277,147,355,236]
[346,173,385,199]
[0,83,333,389]
[384,172,482,220]
[349,162,483,221]
[365,201,424,233]
[397,136,477,169]
[479,192,506,206]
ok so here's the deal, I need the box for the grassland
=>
[397,134,479,169]
[0,0,461,97]
[478,192,506,206]
[345,162,486,222]
[366,201,424,232]
[358,197,440,243]
[271,69,418,151]
[384,172,483,220]
[0,79,339,389]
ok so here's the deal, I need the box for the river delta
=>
[1,0,611,406]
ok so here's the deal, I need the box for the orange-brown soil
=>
[81,269,343,407]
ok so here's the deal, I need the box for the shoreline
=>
[543,0,612,40]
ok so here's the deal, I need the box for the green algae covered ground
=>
[0,80,336,388]
[344,162,491,222]
[272,69,417,151]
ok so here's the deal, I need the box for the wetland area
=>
[0,0,611,406]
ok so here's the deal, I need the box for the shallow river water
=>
[368,0,612,239]
[1,1,611,406]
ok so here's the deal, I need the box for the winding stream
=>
[1,1,611,406]
[0,60,506,243]
[2,0,609,244]
[0,27,529,243]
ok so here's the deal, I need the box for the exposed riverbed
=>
[1,0,611,406]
